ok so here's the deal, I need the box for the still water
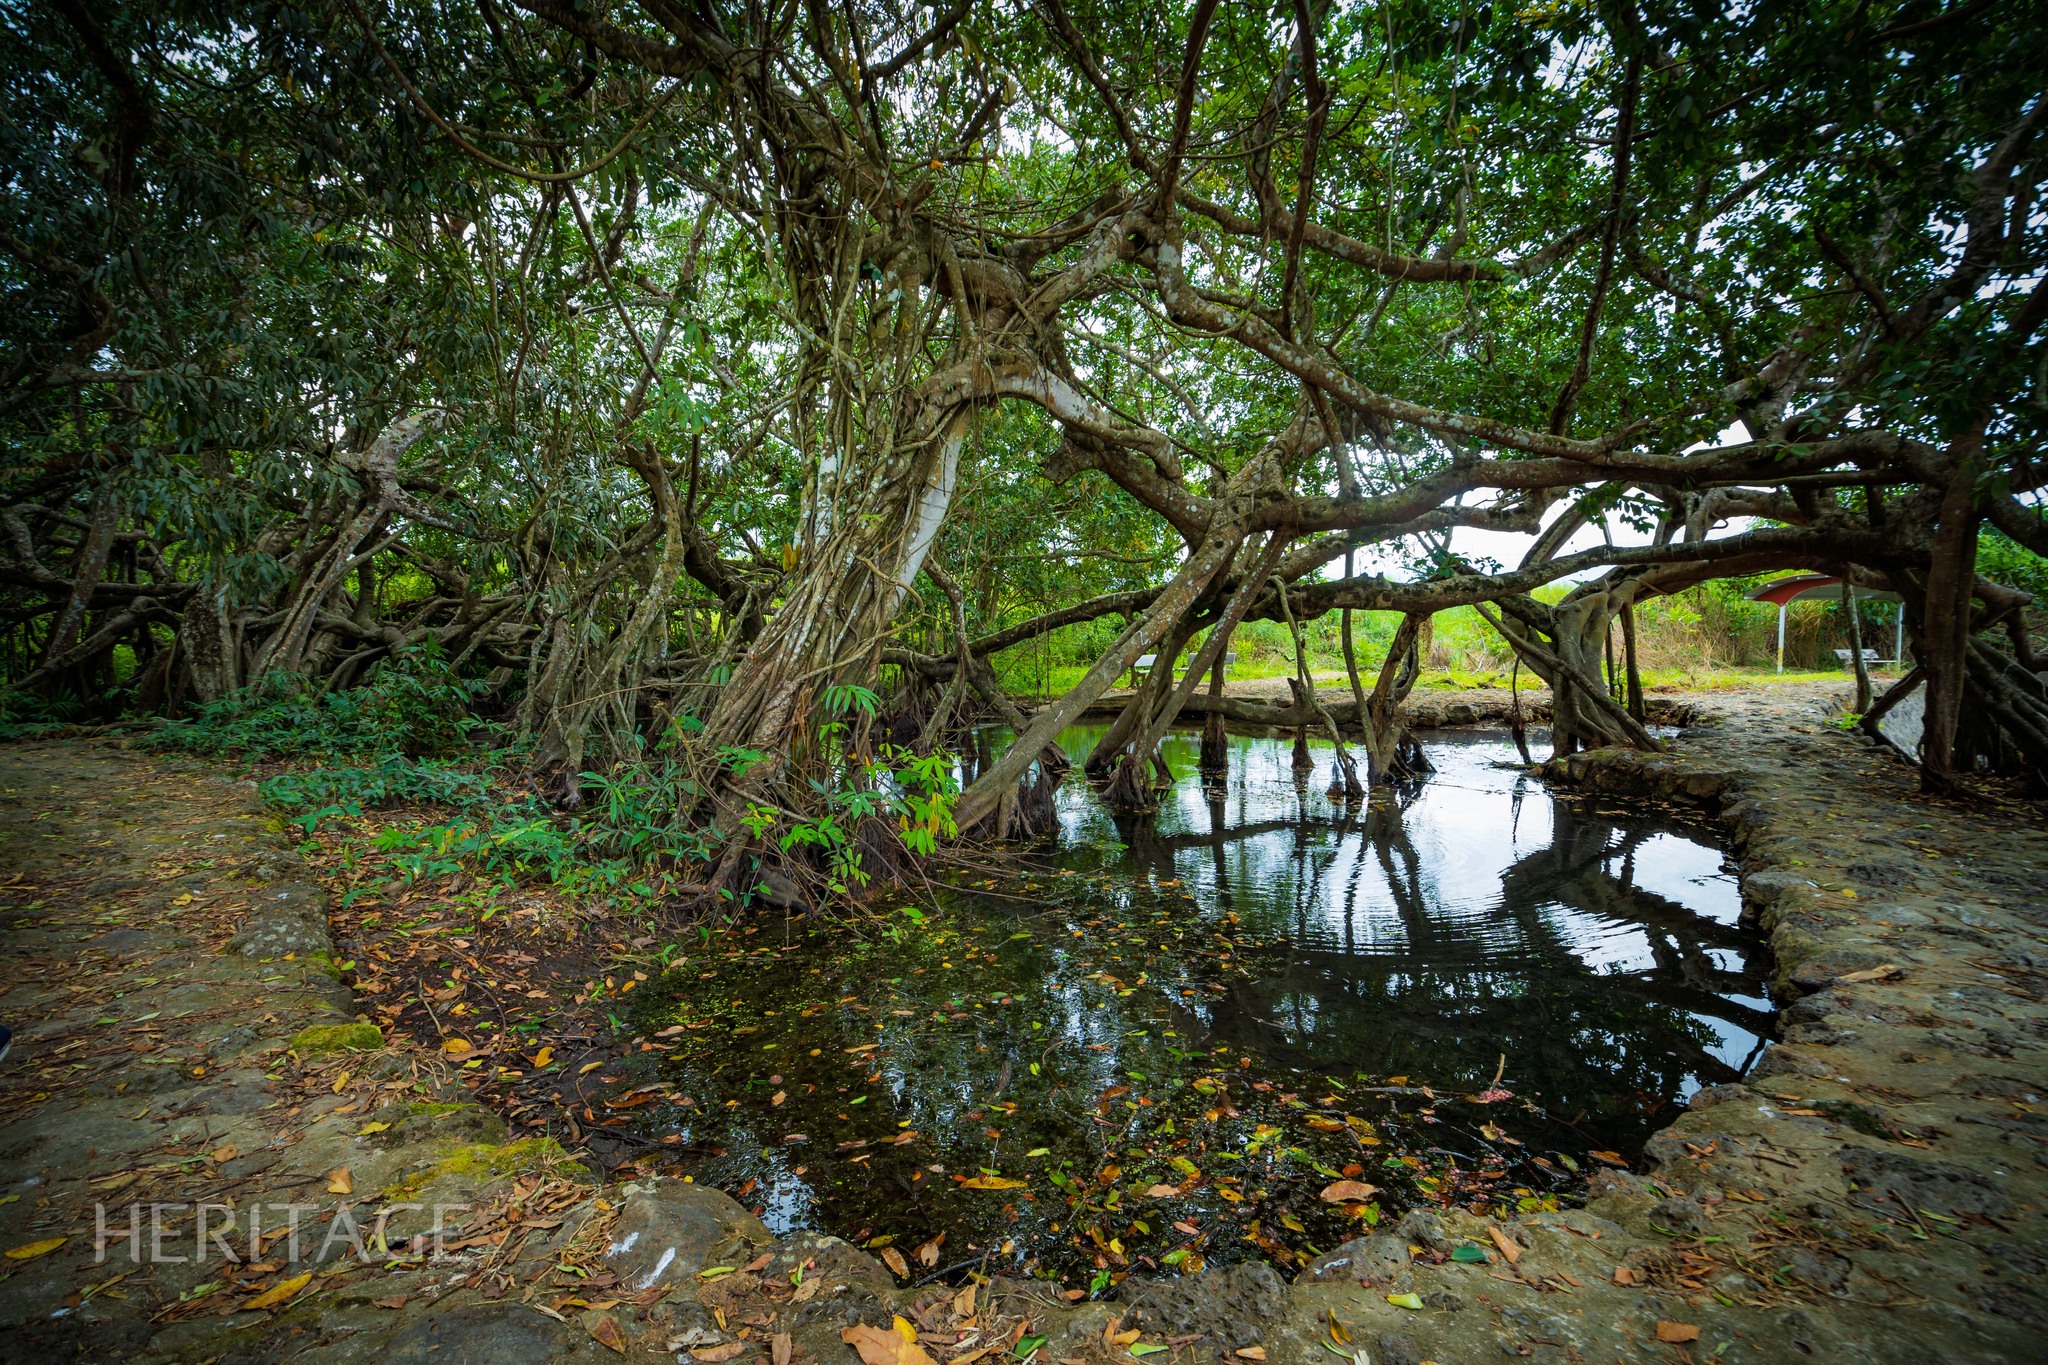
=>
[627,726,1771,1283]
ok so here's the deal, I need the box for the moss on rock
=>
[383,1137,587,1199]
[290,1021,383,1055]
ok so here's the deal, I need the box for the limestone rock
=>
[603,1179,771,1292]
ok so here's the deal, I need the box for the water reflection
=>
[626,727,1769,1282]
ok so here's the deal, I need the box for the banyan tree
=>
[3,0,2042,900]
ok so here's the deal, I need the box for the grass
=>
[1008,660,1872,701]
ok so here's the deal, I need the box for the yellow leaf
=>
[1385,1292,1423,1311]
[357,1121,390,1135]
[959,1176,1025,1190]
[442,1038,473,1056]
[331,1070,351,1094]
[580,1061,605,1075]
[893,1315,919,1343]
[210,1144,238,1163]
[533,1046,554,1068]
[243,1272,311,1310]
[327,1168,353,1195]
[4,1237,67,1261]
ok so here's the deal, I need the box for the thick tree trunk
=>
[1199,639,1229,774]
[1918,427,1984,790]
[1362,612,1426,785]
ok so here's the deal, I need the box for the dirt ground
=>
[1,684,2042,1362]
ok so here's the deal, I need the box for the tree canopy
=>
[4,0,2043,896]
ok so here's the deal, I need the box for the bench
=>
[1834,648,1886,667]
[1123,652,1237,686]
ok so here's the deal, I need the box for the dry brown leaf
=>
[772,1333,793,1365]
[791,1279,820,1304]
[374,1294,408,1309]
[742,1253,773,1273]
[772,1091,787,1107]
[1143,1184,1179,1199]
[879,1246,911,1278]
[1838,963,1902,983]
[1318,1180,1377,1204]
[1234,1350,1266,1361]
[1654,1322,1701,1344]
[588,1314,629,1353]
[843,1323,934,1365]
[915,1232,946,1268]
[692,1343,747,1362]
[952,1283,977,1319]
[1612,1265,1638,1286]
[326,1168,353,1195]
[1486,1225,1521,1264]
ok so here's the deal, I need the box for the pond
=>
[623,726,1772,1287]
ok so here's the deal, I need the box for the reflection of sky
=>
[1037,724,1770,1098]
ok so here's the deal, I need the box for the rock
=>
[604,1179,771,1292]
[1750,1044,1830,1080]
[291,1021,384,1055]
[1788,947,1889,992]
[1395,1209,1453,1253]
[1647,1195,1710,1235]
[1839,1146,2015,1217]
[1368,1330,1424,1365]
[1781,1246,1852,1294]
[225,882,332,958]
[1115,1262,1285,1350]
[1300,1233,1410,1282]
[1685,1083,1754,1111]
[380,1301,583,1363]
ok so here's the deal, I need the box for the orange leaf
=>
[915,1232,946,1268]
[1612,1266,1638,1286]
[1654,1322,1701,1344]
[959,1176,1025,1191]
[1318,1180,1377,1204]
[1486,1225,1521,1265]
[843,1323,934,1365]
[691,1344,746,1362]
[326,1168,353,1195]
[880,1246,910,1278]
[1144,1184,1179,1199]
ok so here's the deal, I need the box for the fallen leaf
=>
[243,1272,311,1310]
[1144,1184,1179,1198]
[1612,1266,1638,1286]
[895,1316,919,1343]
[589,1314,629,1352]
[959,1176,1025,1191]
[1384,1293,1424,1311]
[843,1322,935,1365]
[880,1246,910,1278]
[1487,1225,1522,1264]
[1654,1322,1701,1344]
[4,1237,67,1261]
[691,1344,746,1361]
[772,1091,787,1107]
[374,1294,408,1309]
[742,1253,773,1273]
[773,1333,793,1365]
[1588,1150,1627,1167]
[1126,1345,1165,1358]
[1234,1350,1266,1360]
[534,1046,554,1068]
[442,1038,473,1056]
[915,1232,946,1268]
[210,1143,238,1163]
[326,1168,353,1195]
[1838,963,1901,983]
[358,1121,390,1135]
[1319,1180,1378,1204]
[1111,1330,1140,1348]
[1450,1245,1488,1264]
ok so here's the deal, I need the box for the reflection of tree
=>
[1175,783,1769,1129]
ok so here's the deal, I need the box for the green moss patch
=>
[290,1021,384,1055]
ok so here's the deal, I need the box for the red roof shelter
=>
[1744,574,1905,672]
